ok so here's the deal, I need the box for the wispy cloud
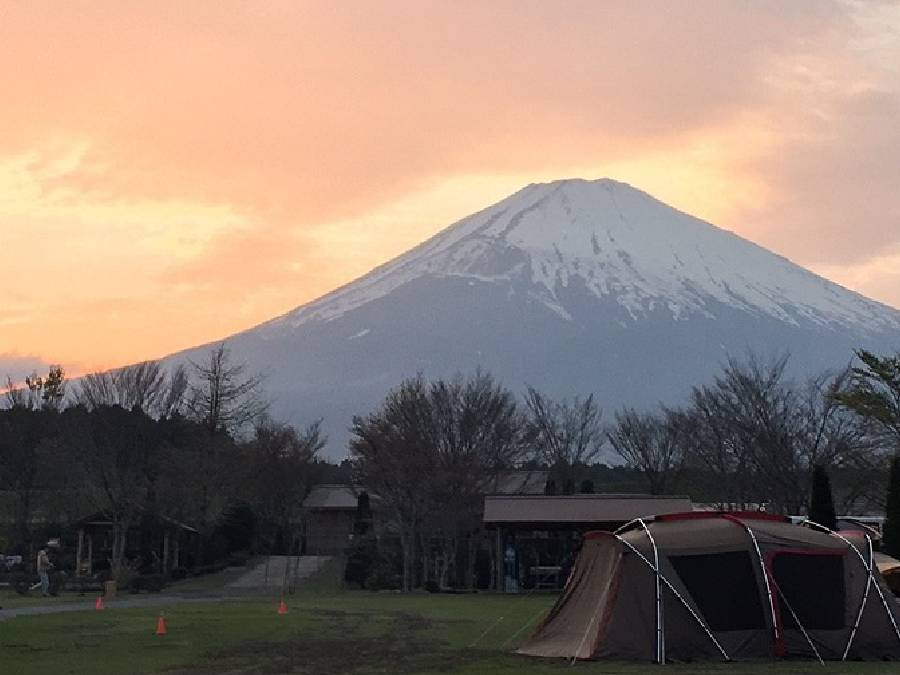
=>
[0,1,898,370]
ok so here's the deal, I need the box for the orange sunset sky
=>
[2,1,899,380]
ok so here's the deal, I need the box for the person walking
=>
[36,548,52,597]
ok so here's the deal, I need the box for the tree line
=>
[348,350,900,590]
[3,343,899,589]
[0,345,327,578]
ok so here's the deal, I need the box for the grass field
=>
[3,587,899,675]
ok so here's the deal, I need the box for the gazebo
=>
[74,511,198,577]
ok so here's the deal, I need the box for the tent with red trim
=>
[517,512,900,662]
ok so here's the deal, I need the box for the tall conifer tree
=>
[808,464,837,531]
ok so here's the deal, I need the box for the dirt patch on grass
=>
[166,608,479,675]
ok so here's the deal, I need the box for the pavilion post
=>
[87,534,94,576]
[495,527,504,592]
[76,528,85,577]
[162,530,171,574]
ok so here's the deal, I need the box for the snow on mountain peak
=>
[264,179,900,336]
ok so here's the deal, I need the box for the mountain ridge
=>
[165,178,900,457]
[254,177,899,337]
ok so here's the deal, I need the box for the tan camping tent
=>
[518,512,900,662]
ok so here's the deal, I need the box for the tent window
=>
[669,551,765,631]
[771,553,845,630]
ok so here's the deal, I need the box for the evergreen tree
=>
[834,349,900,450]
[344,492,377,587]
[353,491,373,535]
[808,464,837,530]
[884,458,900,558]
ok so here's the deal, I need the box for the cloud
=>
[0,354,57,384]
[0,1,855,223]
[1,1,899,368]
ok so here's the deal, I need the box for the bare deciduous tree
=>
[425,372,524,587]
[608,408,683,494]
[523,387,603,487]
[188,344,267,436]
[351,376,434,591]
[245,416,325,552]
[75,361,188,418]
[675,354,875,514]
[351,371,524,591]
[64,405,158,578]
[6,366,68,411]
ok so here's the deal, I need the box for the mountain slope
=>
[172,179,900,457]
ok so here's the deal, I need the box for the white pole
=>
[615,535,730,661]
[638,519,665,664]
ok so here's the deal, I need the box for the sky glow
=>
[1,1,899,378]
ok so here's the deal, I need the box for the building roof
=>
[483,494,693,525]
[302,484,360,510]
[74,511,199,533]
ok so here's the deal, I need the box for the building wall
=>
[303,510,355,555]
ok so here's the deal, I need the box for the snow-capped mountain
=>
[173,179,900,457]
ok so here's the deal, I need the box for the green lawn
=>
[1,589,95,610]
[1,590,897,674]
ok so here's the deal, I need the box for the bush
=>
[169,566,189,581]
[474,547,492,590]
[11,571,33,595]
[344,536,377,588]
[48,571,65,596]
[129,574,165,593]
[365,557,401,590]
[423,579,440,593]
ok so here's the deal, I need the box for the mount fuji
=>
[171,179,900,458]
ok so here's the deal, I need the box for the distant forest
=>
[1,343,899,588]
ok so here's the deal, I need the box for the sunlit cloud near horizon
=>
[1,1,899,378]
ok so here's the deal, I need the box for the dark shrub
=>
[366,563,401,590]
[129,574,165,593]
[344,535,378,588]
[474,547,492,590]
[218,502,257,554]
[169,566,189,581]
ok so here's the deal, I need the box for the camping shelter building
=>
[484,494,692,592]
[300,484,361,555]
[299,471,551,557]
[73,511,198,577]
[518,512,900,662]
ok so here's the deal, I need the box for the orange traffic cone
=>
[277,599,288,615]
[95,595,105,611]
[155,613,168,636]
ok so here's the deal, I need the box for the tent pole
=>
[802,520,900,650]
[726,518,780,655]
[842,533,875,660]
[614,535,730,661]
[614,517,646,535]
[770,577,824,665]
[637,518,665,664]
